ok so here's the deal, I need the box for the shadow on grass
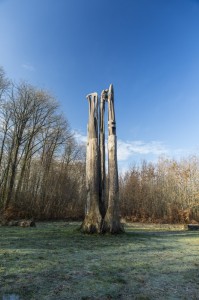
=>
[0,255,199,299]
[0,222,198,252]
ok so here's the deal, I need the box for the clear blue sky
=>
[1,0,199,170]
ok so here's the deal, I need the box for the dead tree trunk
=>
[99,90,107,218]
[81,85,123,234]
[102,84,124,233]
[81,93,102,233]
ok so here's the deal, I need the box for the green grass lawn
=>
[0,222,199,300]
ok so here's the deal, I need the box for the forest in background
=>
[120,157,199,223]
[0,67,199,223]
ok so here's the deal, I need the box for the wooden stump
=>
[0,218,36,227]
[187,224,199,231]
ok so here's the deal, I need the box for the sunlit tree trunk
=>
[102,84,123,233]
[81,93,102,233]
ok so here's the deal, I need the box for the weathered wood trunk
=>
[81,137,102,233]
[102,84,123,233]
[81,85,123,234]
[187,224,199,231]
[102,135,123,233]
[99,90,107,218]
[81,93,102,233]
[0,218,36,227]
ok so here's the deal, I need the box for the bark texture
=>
[102,135,123,233]
[99,90,107,218]
[81,85,123,234]
[102,84,123,233]
[81,93,102,233]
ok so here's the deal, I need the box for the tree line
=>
[120,157,199,223]
[0,66,199,223]
[0,67,86,220]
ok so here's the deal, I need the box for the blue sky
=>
[1,0,199,171]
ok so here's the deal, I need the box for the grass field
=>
[0,222,199,300]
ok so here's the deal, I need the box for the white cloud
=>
[21,63,35,72]
[74,132,87,144]
[74,132,168,162]
[117,139,168,161]
[73,131,198,173]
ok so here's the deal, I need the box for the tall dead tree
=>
[81,93,102,233]
[99,89,107,218]
[81,84,123,234]
[101,84,123,233]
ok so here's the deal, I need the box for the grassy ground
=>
[0,222,199,300]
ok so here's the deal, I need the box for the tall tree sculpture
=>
[81,93,102,233]
[81,85,123,234]
[101,84,123,233]
[99,89,108,218]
